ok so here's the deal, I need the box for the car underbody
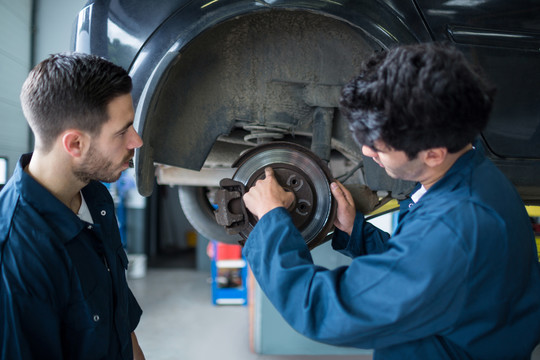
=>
[73,1,540,245]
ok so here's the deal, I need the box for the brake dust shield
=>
[214,142,337,249]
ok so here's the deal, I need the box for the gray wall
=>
[0,0,85,178]
[33,0,86,63]
[0,0,32,177]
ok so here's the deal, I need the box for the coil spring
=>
[243,125,289,144]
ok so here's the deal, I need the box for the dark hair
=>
[339,42,496,159]
[20,53,132,151]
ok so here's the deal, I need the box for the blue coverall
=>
[0,154,142,359]
[243,147,540,359]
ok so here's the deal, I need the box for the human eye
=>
[116,125,132,137]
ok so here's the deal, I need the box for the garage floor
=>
[128,268,369,360]
[129,266,540,360]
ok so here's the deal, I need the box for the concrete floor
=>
[129,268,368,360]
[129,267,540,360]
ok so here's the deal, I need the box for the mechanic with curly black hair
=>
[242,42,540,359]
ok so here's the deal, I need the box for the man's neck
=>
[421,144,473,190]
[26,150,87,213]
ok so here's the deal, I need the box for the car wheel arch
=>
[129,2,431,197]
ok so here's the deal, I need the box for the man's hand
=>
[330,181,356,236]
[243,167,295,219]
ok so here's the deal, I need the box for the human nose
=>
[128,127,143,149]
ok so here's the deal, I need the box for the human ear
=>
[423,147,447,168]
[61,130,87,158]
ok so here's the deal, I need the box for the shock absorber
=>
[311,107,334,163]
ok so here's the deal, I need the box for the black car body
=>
[73,0,540,242]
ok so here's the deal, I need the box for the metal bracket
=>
[214,178,250,241]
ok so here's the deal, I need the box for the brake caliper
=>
[214,178,250,240]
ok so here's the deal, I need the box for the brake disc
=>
[221,142,337,249]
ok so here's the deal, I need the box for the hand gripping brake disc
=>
[214,142,337,249]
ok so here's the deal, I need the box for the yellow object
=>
[186,230,197,248]
[368,199,400,217]
[527,206,540,262]
[526,205,540,217]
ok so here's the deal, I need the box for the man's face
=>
[362,140,426,182]
[73,94,143,183]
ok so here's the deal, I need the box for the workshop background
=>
[1,1,539,360]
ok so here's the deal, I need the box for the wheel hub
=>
[215,142,336,249]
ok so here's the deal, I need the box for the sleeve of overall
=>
[332,212,391,257]
[1,265,33,360]
[1,239,65,359]
[127,287,143,332]
[243,207,468,349]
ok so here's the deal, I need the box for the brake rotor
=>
[231,142,337,249]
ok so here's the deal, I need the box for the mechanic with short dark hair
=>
[0,53,145,359]
[242,42,540,359]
